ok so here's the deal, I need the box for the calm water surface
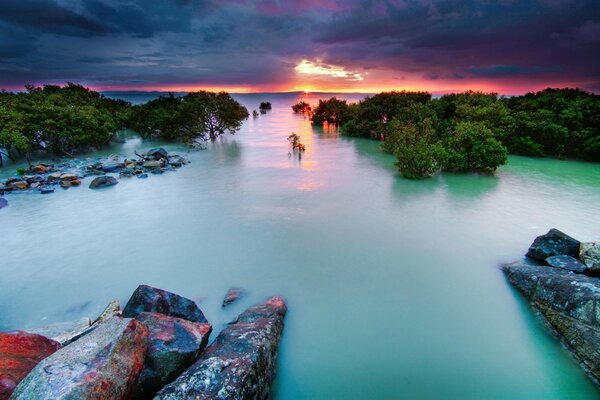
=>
[1,93,600,399]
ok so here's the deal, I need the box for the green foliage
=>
[128,91,249,144]
[292,101,311,113]
[311,97,351,126]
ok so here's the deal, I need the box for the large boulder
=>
[0,331,61,400]
[11,317,148,400]
[526,228,580,261]
[146,148,168,160]
[122,285,207,323]
[580,242,600,272]
[89,175,118,189]
[502,261,600,381]
[155,297,287,400]
[545,255,587,273]
[133,312,212,399]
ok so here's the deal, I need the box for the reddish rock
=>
[0,331,61,400]
[156,297,287,400]
[11,317,148,400]
[123,284,207,323]
[8,181,28,190]
[31,165,47,174]
[133,312,212,399]
[222,287,244,308]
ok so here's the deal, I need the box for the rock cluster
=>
[1,285,287,400]
[0,148,189,207]
[503,228,600,384]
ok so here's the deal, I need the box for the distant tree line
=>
[310,89,600,178]
[0,84,249,165]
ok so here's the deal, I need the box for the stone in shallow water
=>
[155,297,287,400]
[146,148,168,160]
[0,331,61,400]
[222,287,244,308]
[580,242,600,272]
[122,284,207,323]
[502,261,600,381]
[545,255,587,273]
[132,312,212,399]
[526,228,580,261]
[11,317,148,400]
[89,175,118,189]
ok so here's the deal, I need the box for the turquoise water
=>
[1,93,600,399]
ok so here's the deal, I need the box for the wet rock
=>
[26,318,91,346]
[143,160,161,169]
[89,175,118,189]
[59,181,71,189]
[102,162,121,172]
[92,300,122,325]
[155,297,287,400]
[11,317,148,400]
[39,188,54,194]
[123,284,207,323]
[222,287,244,308]
[8,181,28,190]
[31,164,48,174]
[502,261,600,381]
[59,173,79,181]
[133,312,212,399]
[119,170,134,178]
[0,331,61,400]
[29,182,40,189]
[25,175,45,184]
[47,172,62,181]
[546,255,587,273]
[580,242,600,272]
[0,198,7,209]
[137,173,148,179]
[147,148,168,160]
[526,228,580,261]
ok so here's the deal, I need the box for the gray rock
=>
[580,242,600,272]
[502,261,600,382]
[143,160,161,169]
[92,300,121,325]
[89,175,118,189]
[155,297,287,400]
[26,318,91,346]
[101,162,121,172]
[11,317,148,400]
[132,312,212,399]
[545,255,587,273]
[146,148,168,160]
[526,228,580,261]
[122,284,207,323]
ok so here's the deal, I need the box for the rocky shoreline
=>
[502,229,600,384]
[0,285,287,400]
[0,148,188,208]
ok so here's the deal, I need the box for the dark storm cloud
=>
[0,0,599,91]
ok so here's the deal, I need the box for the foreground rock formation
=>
[5,285,287,399]
[156,297,287,399]
[503,229,600,384]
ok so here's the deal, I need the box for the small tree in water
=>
[287,133,306,159]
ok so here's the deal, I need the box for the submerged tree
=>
[259,102,272,111]
[292,101,311,114]
[311,98,351,125]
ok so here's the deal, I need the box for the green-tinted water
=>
[1,93,600,399]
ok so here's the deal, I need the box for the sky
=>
[0,0,599,94]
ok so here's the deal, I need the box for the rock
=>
[502,261,600,382]
[60,173,79,181]
[155,297,287,400]
[25,175,45,184]
[29,182,40,189]
[123,285,207,323]
[69,179,81,186]
[545,255,587,273]
[92,300,122,325]
[119,170,134,178]
[580,242,600,272]
[151,168,164,174]
[133,313,212,399]
[147,148,168,160]
[39,188,54,194]
[222,287,244,308]
[526,228,580,261]
[143,160,161,169]
[102,162,121,172]
[26,318,91,346]
[137,173,148,179]
[8,181,28,190]
[31,165,47,174]
[47,173,62,181]
[59,181,71,189]
[11,317,148,400]
[0,198,7,209]
[89,175,118,189]
[0,331,61,400]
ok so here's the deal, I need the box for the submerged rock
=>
[89,175,118,189]
[222,287,244,308]
[122,284,207,323]
[0,331,61,400]
[0,198,7,209]
[545,255,587,273]
[502,261,600,382]
[11,317,148,400]
[580,242,600,272]
[526,228,580,261]
[155,297,287,400]
[133,312,212,399]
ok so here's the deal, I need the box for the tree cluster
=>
[310,89,599,178]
